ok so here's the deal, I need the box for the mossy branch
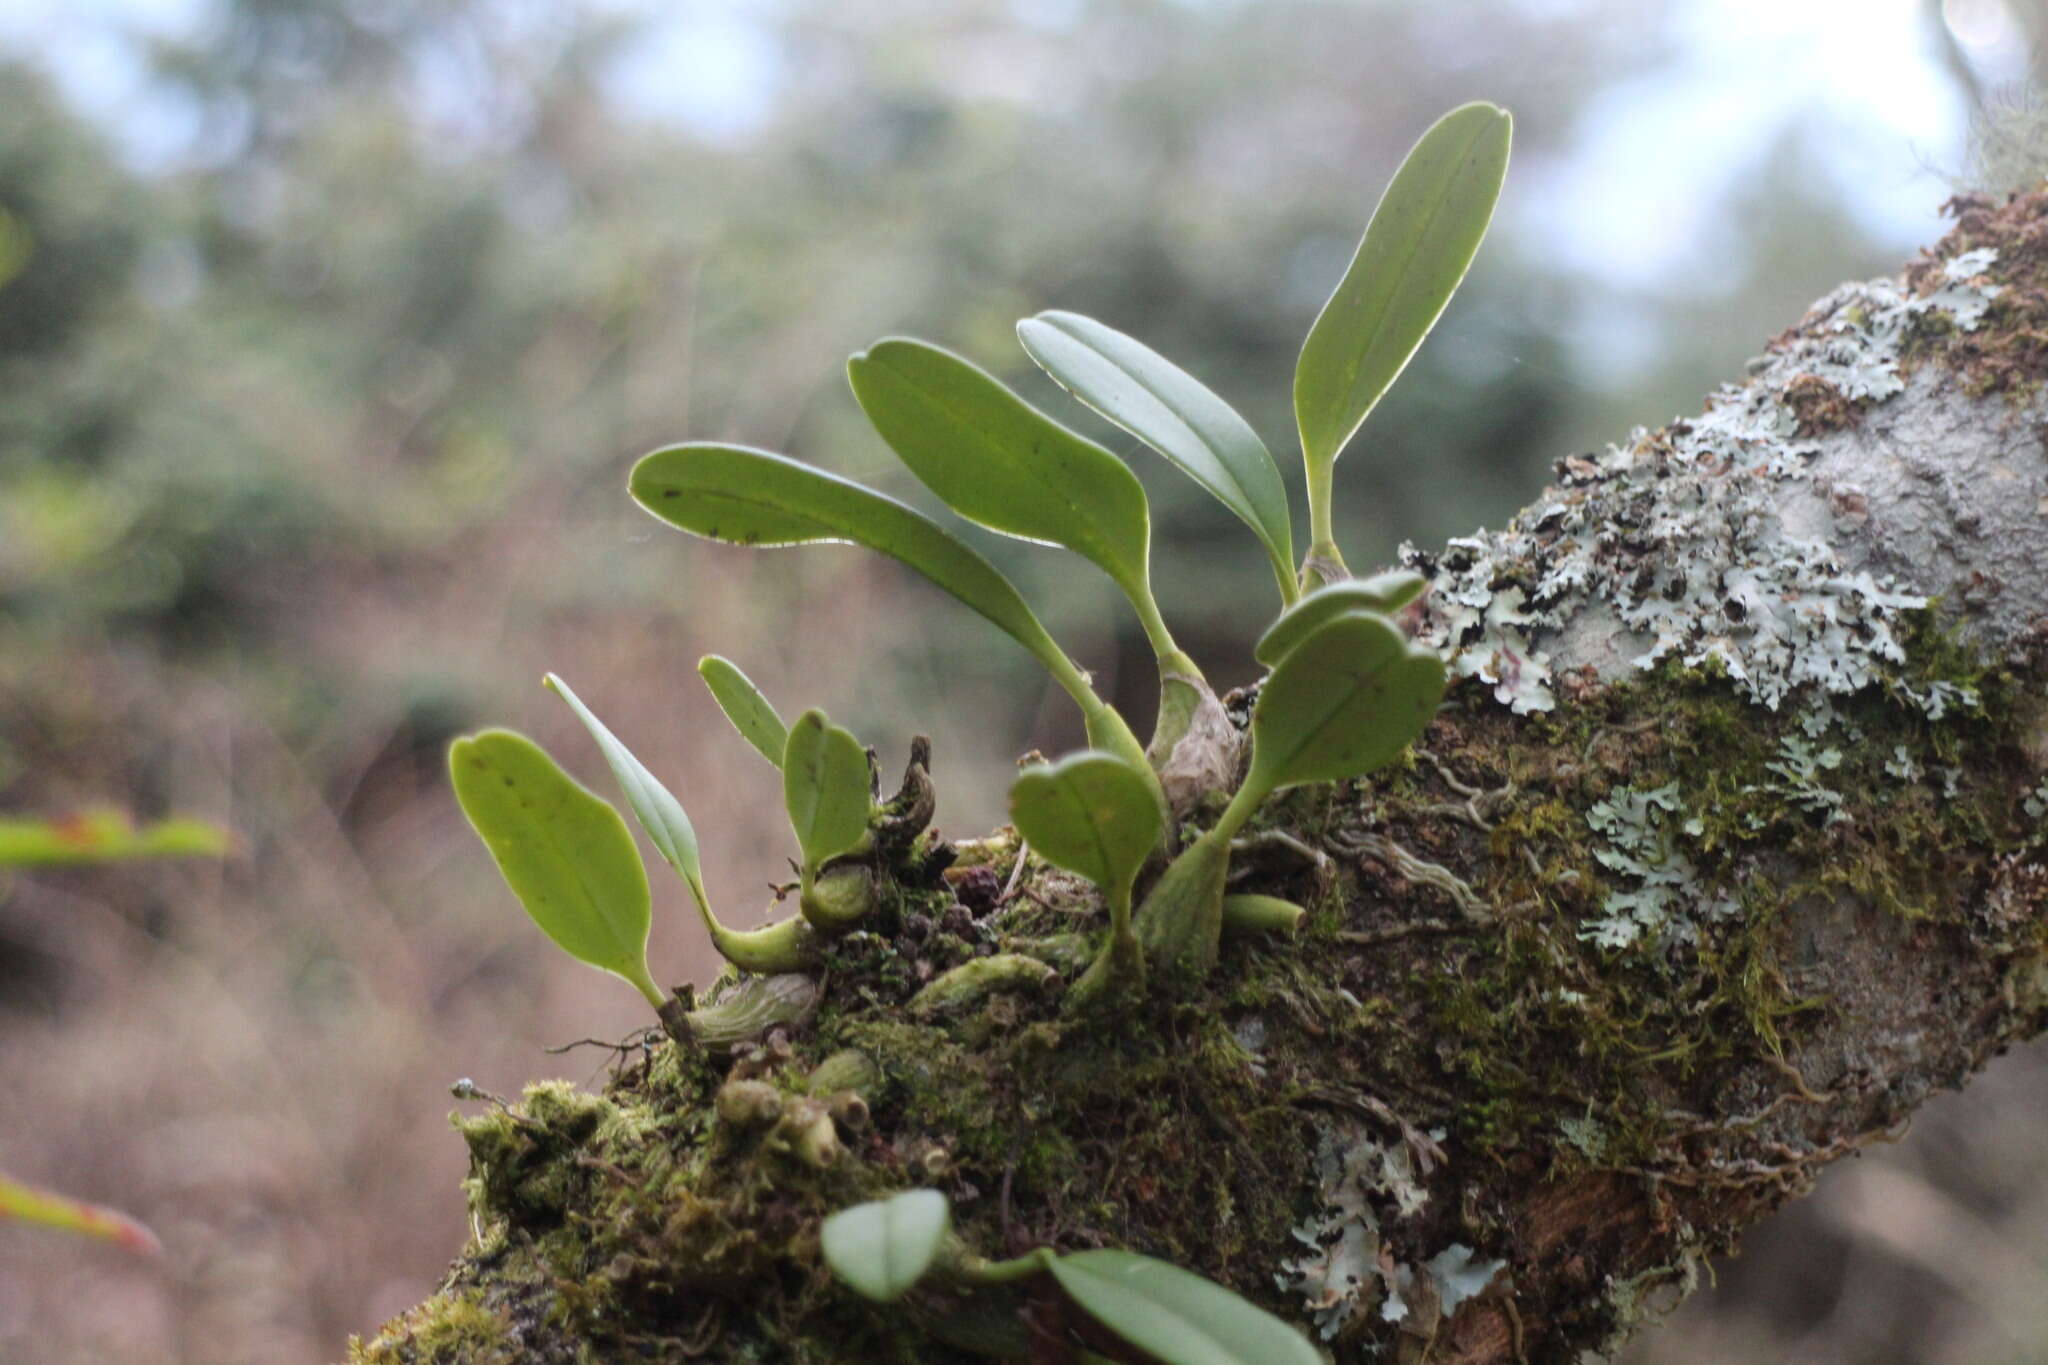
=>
[357,191,2048,1365]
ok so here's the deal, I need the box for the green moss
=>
[347,1291,515,1365]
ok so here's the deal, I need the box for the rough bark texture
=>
[349,191,2048,1364]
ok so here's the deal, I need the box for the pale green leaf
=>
[1016,311,1294,600]
[1254,571,1427,667]
[698,655,788,769]
[1008,750,1160,902]
[448,729,661,1005]
[544,673,708,909]
[0,1173,161,1255]
[783,709,871,874]
[0,809,230,867]
[1249,612,1445,795]
[1047,1250,1321,1365]
[1295,102,1511,472]
[630,444,1077,690]
[820,1189,950,1303]
[847,338,1153,603]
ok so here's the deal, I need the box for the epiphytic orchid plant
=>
[453,99,1507,1020]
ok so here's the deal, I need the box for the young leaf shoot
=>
[1139,610,1445,982]
[698,654,789,769]
[1018,309,1298,608]
[546,673,707,905]
[783,708,872,922]
[819,1189,951,1303]
[1008,750,1161,1002]
[448,729,665,1009]
[1293,101,1510,586]
[1253,570,1427,667]
[545,675,817,976]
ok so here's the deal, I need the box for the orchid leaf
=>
[783,709,871,875]
[1248,612,1445,795]
[1017,310,1296,604]
[698,655,788,769]
[448,729,663,1008]
[1295,102,1510,543]
[847,338,1154,607]
[1047,1249,1321,1365]
[820,1189,950,1303]
[631,444,1082,698]
[631,443,1155,784]
[1254,571,1427,666]
[1008,750,1160,903]
[544,673,708,910]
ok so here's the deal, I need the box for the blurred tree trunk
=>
[348,191,2048,1364]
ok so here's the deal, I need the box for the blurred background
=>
[0,0,2043,1360]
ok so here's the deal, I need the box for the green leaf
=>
[1008,750,1161,902]
[783,709,871,875]
[448,729,663,1008]
[631,443,1081,695]
[0,1172,161,1255]
[1253,571,1428,667]
[846,338,1153,605]
[1016,311,1295,602]
[0,809,230,867]
[698,655,788,769]
[1047,1250,1321,1365]
[1295,101,1511,474]
[544,673,708,910]
[1248,612,1445,795]
[820,1189,951,1303]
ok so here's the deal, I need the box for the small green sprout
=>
[543,674,816,973]
[1294,100,1511,587]
[819,1190,1319,1365]
[546,674,706,903]
[1139,610,1446,983]
[782,707,874,925]
[1017,308,1298,609]
[698,654,788,768]
[1008,749,1162,1005]
[448,728,667,1010]
[1253,570,1428,667]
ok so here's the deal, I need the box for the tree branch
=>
[349,191,2048,1365]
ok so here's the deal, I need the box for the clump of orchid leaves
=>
[450,102,1510,1355]
[454,100,1507,1012]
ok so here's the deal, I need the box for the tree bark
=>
[348,191,2048,1365]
